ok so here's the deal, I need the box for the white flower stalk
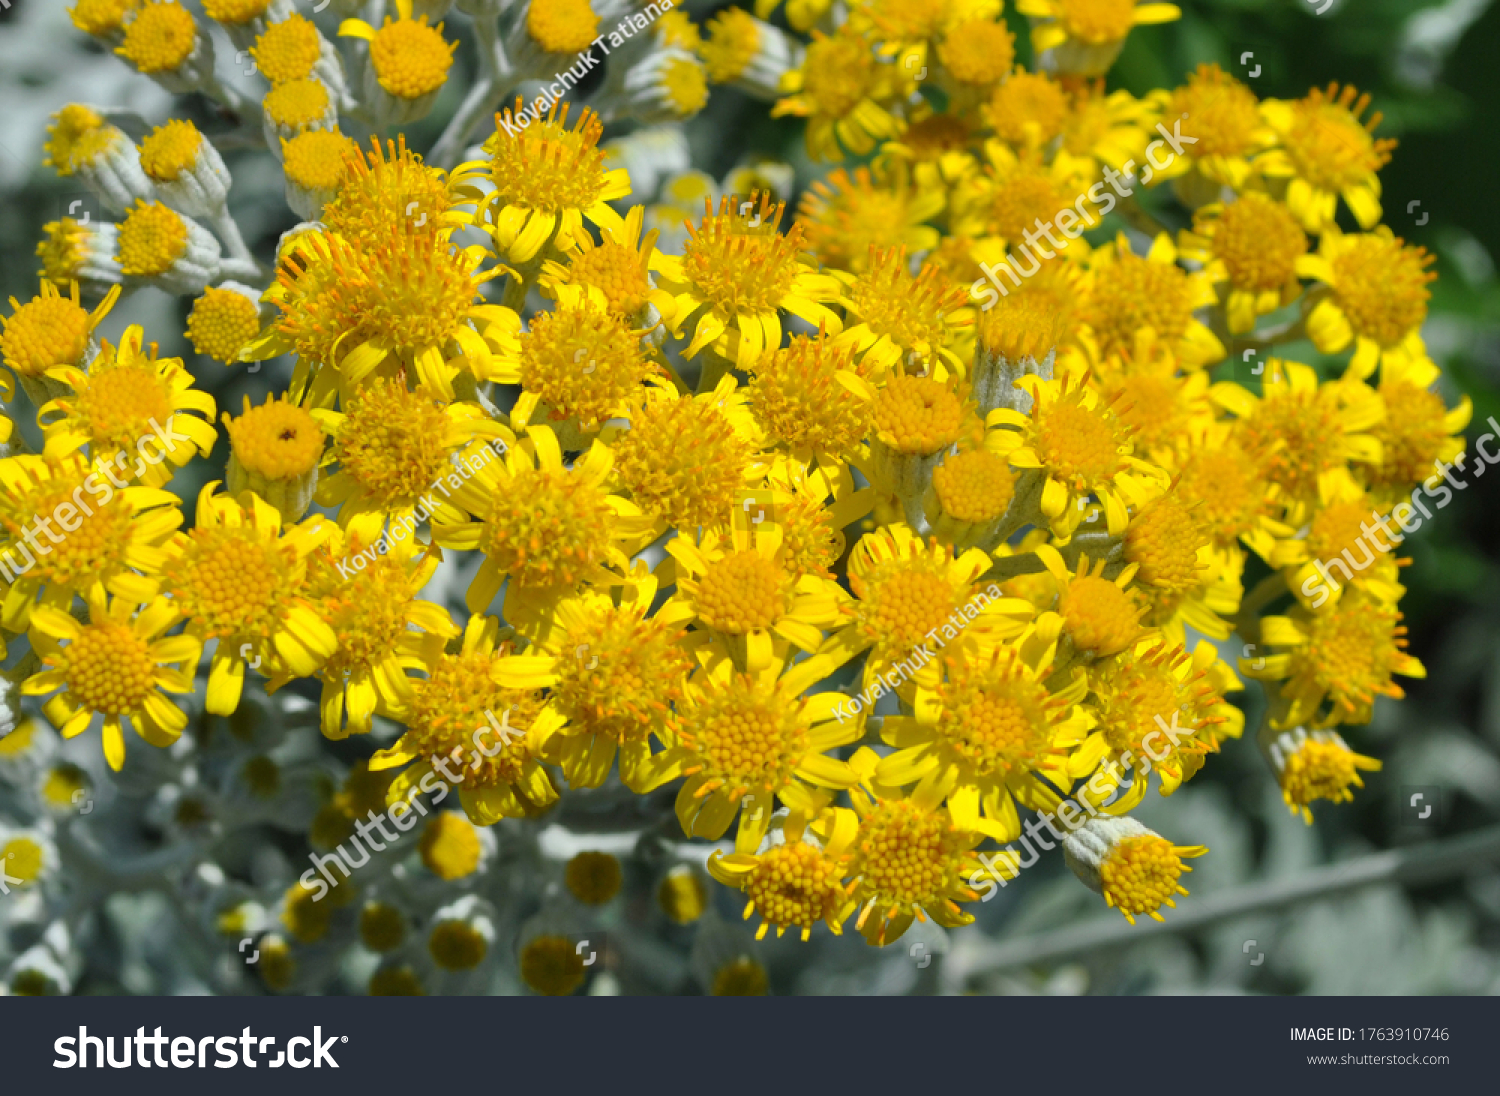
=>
[138,120,233,222]
[42,105,156,216]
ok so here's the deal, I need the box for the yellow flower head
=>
[1064,816,1204,924]
[338,0,456,101]
[2,280,120,381]
[251,14,323,85]
[708,808,859,940]
[772,27,902,161]
[796,166,942,275]
[1302,226,1436,378]
[116,0,198,75]
[185,285,261,363]
[1261,725,1382,824]
[1258,83,1397,232]
[23,588,199,772]
[38,324,216,489]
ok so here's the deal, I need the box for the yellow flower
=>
[160,484,336,714]
[1300,226,1436,378]
[24,588,199,772]
[985,70,1071,150]
[431,424,652,615]
[250,226,507,403]
[1030,544,1147,658]
[1152,63,1275,193]
[604,380,765,531]
[538,204,677,328]
[1211,358,1385,524]
[1018,0,1180,76]
[796,166,942,275]
[1251,587,1425,730]
[69,0,141,41]
[993,370,1166,538]
[116,0,199,77]
[372,615,560,824]
[1063,816,1204,924]
[1059,80,1159,175]
[250,13,324,85]
[834,245,972,376]
[1179,192,1308,335]
[38,324,216,489]
[708,808,859,940]
[1269,477,1406,610]
[492,567,692,792]
[772,27,903,161]
[748,334,874,463]
[2,279,121,401]
[662,643,861,849]
[955,142,1089,248]
[877,637,1090,840]
[846,752,990,945]
[0,452,180,631]
[1257,83,1397,232]
[338,0,456,122]
[655,193,843,371]
[295,529,458,738]
[1363,354,1470,502]
[1259,724,1381,824]
[312,379,512,549]
[185,284,262,364]
[223,393,325,523]
[662,522,850,671]
[472,101,630,265]
[1075,637,1243,811]
[1081,233,1225,368]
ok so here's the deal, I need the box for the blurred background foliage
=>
[1,0,1498,993]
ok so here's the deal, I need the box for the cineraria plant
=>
[0,0,1469,996]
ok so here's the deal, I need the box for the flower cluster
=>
[0,0,1462,994]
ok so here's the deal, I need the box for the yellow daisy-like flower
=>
[115,0,199,77]
[1269,477,1406,610]
[662,522,850,671]
[322,134,471,250]
[748,334,874,463]
[0,452,180,632]
[827,523,1031,686]
[493,296,666,432]
[993,370,1166,538]
[1081,233,1225,368]
[1119,485,1241,643]
[1179,192,1308,335]
[69,0,141,41]
[473,101,629,265]
[877,638,1090,840]
[296,529,458,738]
[1363,354,1470,502]
[224,393,325,523]
[1211,358,1385,523]
[338,0,456,116]
[796,166,942,275]
[23,588,199,772]
[1252,587,1425,730]
[661,642,861,850]
[1075,637,1242,811]
[708,807,859,940]
[605,379,765,532]
[985,70,1071,150]
[834,245,972,376]
[655,193,842,372]
[372,615,560,825]
[772,27,903,161]
[1300,226,1437,379]
[431,424,652,616]
[1030,544,1147,658]
[38,324,216,489]
[1257,83,1397,233]
[160,484,336,714]
[538,205,677,328]
[1153,63,1275,194]
[1017,0,1180,76]
[250,13,323,85]
[492,568,692,793]
[312,379,511,549]
[1259,724,1382,824]
[251,226,508,403]
[846,753,990,945]
[1059,80,1159,175]
[2,279,121,399]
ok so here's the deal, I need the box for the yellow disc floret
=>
[369,14,456,100]
[139,119,202,182]
[1099,833,1195,923]
[117,200,187,277]
[117,1,197,74]
[186,287,260,362]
